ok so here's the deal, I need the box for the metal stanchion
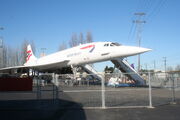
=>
[36,77,41,100]
[101,74,106,109]
[171,74,176,104]
[52,73,55,102]
[52,73,59,103]
[55,74,59,100]
[148,72,154,108]
[36,77,39,99]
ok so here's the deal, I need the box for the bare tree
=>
[167,66,173,72]
[3,46,20,67]
[0,38,3,68]
[86,31,93,43]
[59,41,67,51]
[69,32,93,48]
[6,46,13,67]
[0,40,36,67]
[15,47,22,66]
[175,65,180,71]
[0,49,3,68]
[21,40,29,65]
[2,45,7,67]
[79,32,84,44]
[69,33,79,47]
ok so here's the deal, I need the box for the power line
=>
[127,21,135,41]
[146,0,167,23]
[135,0,167,24]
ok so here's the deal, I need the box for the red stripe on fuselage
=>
[80,45,95,49]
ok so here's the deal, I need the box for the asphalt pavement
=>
[0,99,180,120]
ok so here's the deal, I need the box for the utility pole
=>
[163,57,167,72]
[134,12,146,73]
[153,60,156,72]
[163,57,167,81]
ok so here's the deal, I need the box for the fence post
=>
[36,77,41,100]
[171,74,176,104]
[148,72,154,108]
[101,74,106,109]
[52,73,55,101]
[36,77,38,99]
[55,74,59,100]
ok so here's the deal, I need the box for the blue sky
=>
[0,0,180,71]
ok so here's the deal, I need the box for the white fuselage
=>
[31,42,150,70]
[0,42,151,73]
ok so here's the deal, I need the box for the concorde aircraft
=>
[0,42,151,73]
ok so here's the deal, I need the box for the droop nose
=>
[116,46,152,57]
[136,47,152,54]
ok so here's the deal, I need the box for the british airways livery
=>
[0,42,151,73]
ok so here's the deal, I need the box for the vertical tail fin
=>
[24,45,37,66]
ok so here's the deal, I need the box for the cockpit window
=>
[110,42,121,46]
[104,43,109,46]
[104,42,121,47]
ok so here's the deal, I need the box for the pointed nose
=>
[128,46,152,55]
[116,46,152,57]
[136,47,152,53]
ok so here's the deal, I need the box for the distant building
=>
[155,71,166,79]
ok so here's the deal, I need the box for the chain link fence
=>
[0,72,180,109]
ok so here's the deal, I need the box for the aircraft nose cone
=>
[138,47,152,53]
[112,45,152,58]
[121,46,152,57]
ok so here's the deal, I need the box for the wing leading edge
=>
[0,60,70,73]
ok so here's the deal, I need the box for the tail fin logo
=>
[26,50,32,62]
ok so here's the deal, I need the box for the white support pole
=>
[101,74,106,109]
[148,72,154,108]
[36,71,41,100]
[55,74,59,100]
[171,74,176,104]
[36,77,40,100]
[52,73,55,100]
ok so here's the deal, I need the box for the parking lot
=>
[0,86,180,120]
[0,72,180,120]
[0,85,180,108]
